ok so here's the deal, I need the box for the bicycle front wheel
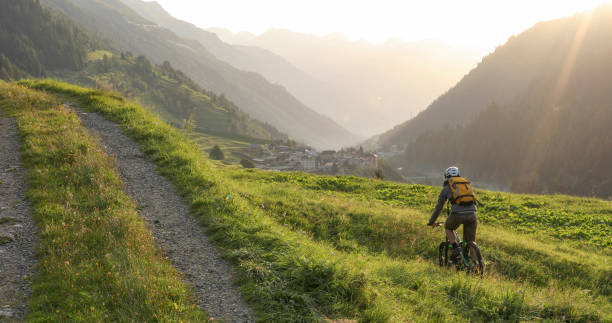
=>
[465,241,484,276]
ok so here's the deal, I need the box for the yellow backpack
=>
[448,177,477,205]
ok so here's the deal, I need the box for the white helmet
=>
[444,166,460,179]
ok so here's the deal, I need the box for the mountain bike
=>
[433,222,484,276]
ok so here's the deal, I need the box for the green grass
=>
[220,169,611,297]
[0,81,206,322]
[87,50,114,62]
[223,170,612,248]
[22,79,379,321]
[0,236,14,244]
[20,79,612,322]
[188,130,262,164]
[62,54,285,141]
[0,217,21,225]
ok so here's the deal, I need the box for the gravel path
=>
[75,109,255,322]
[0,116,36,321]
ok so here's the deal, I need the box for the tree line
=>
[400,99,612,198]
[0,0,102,80]
[83,54,285,140]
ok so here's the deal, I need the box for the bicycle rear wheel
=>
[438,242,450,267]
[465,241,484,276]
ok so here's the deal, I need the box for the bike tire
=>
[438,242,449,267]
[465,241,484,276]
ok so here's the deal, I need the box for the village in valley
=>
[245,142,379,174]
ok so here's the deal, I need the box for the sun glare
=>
[152,0,610,53]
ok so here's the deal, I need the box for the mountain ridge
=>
[66,53,287,140]
[0,0,286,142]
[212,27,479,136]
[383,5,612,197]
[118,0,361,141]
[41,0,358,149]
[375,7,610,146]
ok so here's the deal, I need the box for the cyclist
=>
[427,166,478,263]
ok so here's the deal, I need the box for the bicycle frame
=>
[450,231,472,268]
[435,222,477,271]
[443,203,471,267]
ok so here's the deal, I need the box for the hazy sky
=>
[150,0,610,54]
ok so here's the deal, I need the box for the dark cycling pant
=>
[445,212,478,242]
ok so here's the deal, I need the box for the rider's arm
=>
[427,186,448,225]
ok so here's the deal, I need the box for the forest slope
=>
[378,5,612,197]
[0,0,285,141]
[65,54,285,140]
[377,5,612,146]
[0,0,100,79]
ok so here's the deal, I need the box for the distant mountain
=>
[118,0,345,137]
[0,0,284,142]
[376,6,612,146]
[64,54,286,140]
[40,0,357,149]
[383,6,612,197]
[212,28,479,136]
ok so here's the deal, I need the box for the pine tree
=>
[374,169,384,180]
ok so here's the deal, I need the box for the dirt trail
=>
[75,109,255,322]
[0,115,36,320]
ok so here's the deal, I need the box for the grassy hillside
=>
[22,79,610,322]
[0,81,205,321]
[188,131,270,165]
[224,170,611,248]
[63,53,285,140]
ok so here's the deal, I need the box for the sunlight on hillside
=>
[153,0,610,51]
[552,10,592,106]
[1,0,611,321]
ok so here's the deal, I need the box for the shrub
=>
[209,144,224,160]
[374,168,384,180]
[240,158,255,168]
